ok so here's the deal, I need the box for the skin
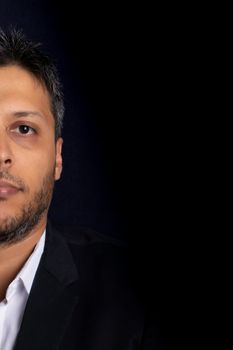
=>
[0,65,63,301]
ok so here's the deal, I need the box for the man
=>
[0,28,158,349]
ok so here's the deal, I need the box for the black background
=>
[0,2,187,348]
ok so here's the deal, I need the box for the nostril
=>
[0,158,12,165]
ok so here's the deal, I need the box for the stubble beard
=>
[0,166,55,247]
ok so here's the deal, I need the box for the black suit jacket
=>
[13,220,159,350]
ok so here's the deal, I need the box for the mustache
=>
[0,172,26,191]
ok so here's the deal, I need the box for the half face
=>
[0,65,63,245]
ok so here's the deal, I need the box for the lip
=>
[0,181,21,198]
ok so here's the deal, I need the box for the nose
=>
[0,134,14,169]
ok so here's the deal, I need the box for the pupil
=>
[20,125,29,133]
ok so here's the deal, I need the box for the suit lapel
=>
[14,220,80,350]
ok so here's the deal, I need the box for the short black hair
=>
[0,27,64,141]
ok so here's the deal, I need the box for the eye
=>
[14,125,36,135]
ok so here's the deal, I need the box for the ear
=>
[54,137,63,181]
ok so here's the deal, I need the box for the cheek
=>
[15,150,56,187]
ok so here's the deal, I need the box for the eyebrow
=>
[12,111,45,120]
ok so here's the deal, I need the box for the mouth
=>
[0,186,21,198]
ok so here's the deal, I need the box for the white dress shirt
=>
[0,229,46,350]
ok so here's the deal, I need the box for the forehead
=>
[0,65,53,124]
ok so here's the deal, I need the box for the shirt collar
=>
[18,229,46,294]
[5,230,46,302]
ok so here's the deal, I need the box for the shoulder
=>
[47,222,160,348]
[50,223,143,316]
[53,223,128,248]
[49,222,139,301]
[49,222,131,282]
